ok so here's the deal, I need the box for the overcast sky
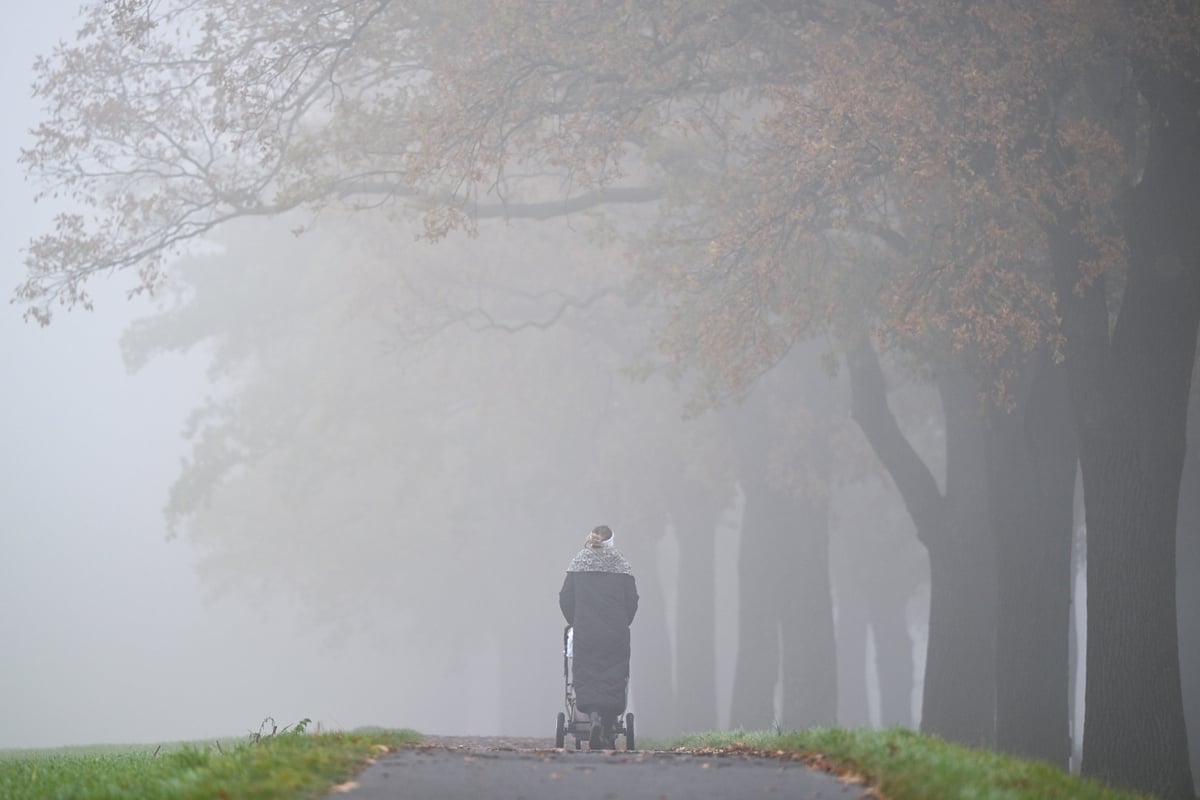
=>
[0,3,430,749]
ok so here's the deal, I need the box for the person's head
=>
[585,525,614,548]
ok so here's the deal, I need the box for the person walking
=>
[559,525,639,749]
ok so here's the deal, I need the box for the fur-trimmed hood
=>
[566,547,633,575]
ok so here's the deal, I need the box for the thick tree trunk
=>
[672,486,722,735]
[834,482,920,730]
[729,477,783,730]
[730,476,838,731]
[835,580,873,728]
[1078,426,1193,798]
[1179,409,1200,789]
[926,367,995,745]
[987,354,1076,767]
[921,527,994,744]
[729,357,840,732]
[779,480,838,729]
[848,341,996,746]
[1049,79,1199,790]
[835,527,919,731]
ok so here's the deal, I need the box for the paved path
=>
[327,737,869,800]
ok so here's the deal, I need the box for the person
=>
[559,525,639,749]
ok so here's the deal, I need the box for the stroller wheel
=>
[624,712,635,751]
[555,712,566,749]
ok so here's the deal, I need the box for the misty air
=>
[2,3,1198,800]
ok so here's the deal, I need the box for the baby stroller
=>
[556,625,635,750]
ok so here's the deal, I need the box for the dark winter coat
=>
[559,546,639,713]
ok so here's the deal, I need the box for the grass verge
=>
[0,728,421,800]
[654,727,1150,800]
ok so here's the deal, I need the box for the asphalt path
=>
[327,737,869,800]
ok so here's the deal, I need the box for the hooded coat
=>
[559,545,639,713]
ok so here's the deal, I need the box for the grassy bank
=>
[0,727,420,800]
[655,727,1150,800]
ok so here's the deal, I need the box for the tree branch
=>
[340,182,664,220]
[846,335,944,543]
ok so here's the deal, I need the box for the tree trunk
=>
[835,579,873,728]
[729,476,783,730]
[847,341,996,746]
[1048,77,1200,790]
[921,526,994,745]
[779,473,838,729]
[987,353,1076,767]
[834,481,920,730]
[1179,400,1200,789]
[728,357,840,733]
[1078,423,1193,798]
[672,485,722,735]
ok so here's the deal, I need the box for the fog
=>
[0,41,934,744]
[0,0,1032,751]
[0,184,937,749]
[0,4,451,748]
[7,8,1192,798]
[0,197,931,747]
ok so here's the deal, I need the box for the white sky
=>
[0,3,421,749]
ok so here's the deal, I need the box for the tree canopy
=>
[23,1,1194,389]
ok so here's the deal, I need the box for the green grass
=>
[0,728,421,800]
[653,727,1151,800]
[0,738,247,762]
